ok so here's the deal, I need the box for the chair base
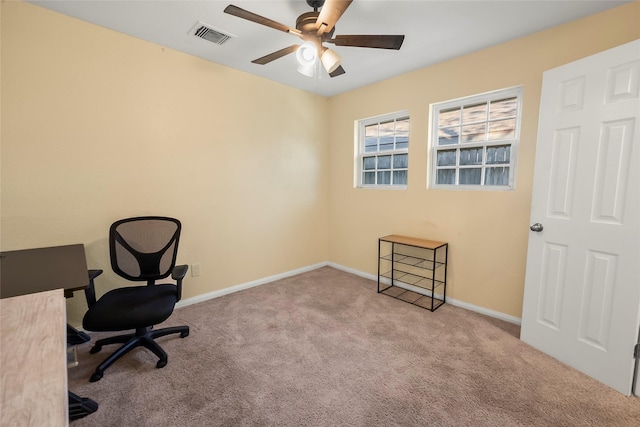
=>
[88,325,189,382]
[69,391,98,420]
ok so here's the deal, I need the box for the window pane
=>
[395,118,410,137]
[488,119,516,141]
[363,156,376,170]
[365,124,378,137]
[461,123,486,143]
[459,148,483,165]
[462,103,487,124]
[395,118,409,149]
[490,97,517,120]
[377,155,391,169]
[439,108,460,127]
[393,170,407,185]
[436,169,455,185]
[379,121,394,138]
[459,168,481,185]
[363,171,375,185]
[437,149,456,166]
[438,127,459,145]
[377,171,391,185]
[396,136,409,150]
[485,167,509,186]
[393,154,408,169]
[486,145,511,164]
[365,137,378,152]
[379,136,394,151]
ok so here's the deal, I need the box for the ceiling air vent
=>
[191,22,234,45]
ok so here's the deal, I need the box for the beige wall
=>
[327,2,640,318]
[2,1,639,325]
[1,1,329,325]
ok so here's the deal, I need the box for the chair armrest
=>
[172,265,188,302]
[172,265,188,281]
[88,269,103,281]
[84,269,103,308]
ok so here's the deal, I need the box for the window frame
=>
[356,110,410,189]
[429,87,523,191]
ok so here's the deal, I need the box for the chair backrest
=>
[109,216,181,283]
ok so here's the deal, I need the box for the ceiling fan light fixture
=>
[297,63,316,77]
[321,48,341,74]
[296,41,318,67]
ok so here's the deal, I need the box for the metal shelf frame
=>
[377,235,448,312]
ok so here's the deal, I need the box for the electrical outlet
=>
[191,263,200,277]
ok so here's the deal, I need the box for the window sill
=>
[357,185,408,190]
[429,184,514,191]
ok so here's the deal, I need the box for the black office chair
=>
[82,216,189,382]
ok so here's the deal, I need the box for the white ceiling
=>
[28,0,630,97]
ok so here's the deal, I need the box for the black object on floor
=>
[67,324,98,420]
[68,391,98,420]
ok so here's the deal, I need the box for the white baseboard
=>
[176,261,521,326]
[445,296,522,325]
[175,262,328,309]
[327,262,522,326]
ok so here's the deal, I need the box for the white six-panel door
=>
[521,40,640,395]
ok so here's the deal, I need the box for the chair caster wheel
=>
[180,330,189,338]
[89,345,102,354]
[89,372,103,382]
[156,359,167,369]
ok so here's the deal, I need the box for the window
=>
[430,87,522,189]
[357,112,409,188]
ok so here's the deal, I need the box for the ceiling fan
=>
[224,0,405,78]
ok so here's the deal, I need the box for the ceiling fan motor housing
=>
[296,12,335,41]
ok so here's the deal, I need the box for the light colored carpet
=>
[68,266,640,426]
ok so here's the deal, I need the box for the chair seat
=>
[83,284,178,332]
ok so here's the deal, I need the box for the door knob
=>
[530,223,544,232]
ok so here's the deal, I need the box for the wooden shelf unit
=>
[377,235,448,312]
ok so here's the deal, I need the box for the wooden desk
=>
[0,244,91,426]
[0,289,68,426]
[0,244,88,299]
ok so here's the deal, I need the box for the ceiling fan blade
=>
[251,45,300,65]
[315,0,353,35]
[224,5,301,36]
[329,65,346,78]
[327,34,405,50]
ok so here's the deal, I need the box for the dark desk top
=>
[0,244,89,299]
